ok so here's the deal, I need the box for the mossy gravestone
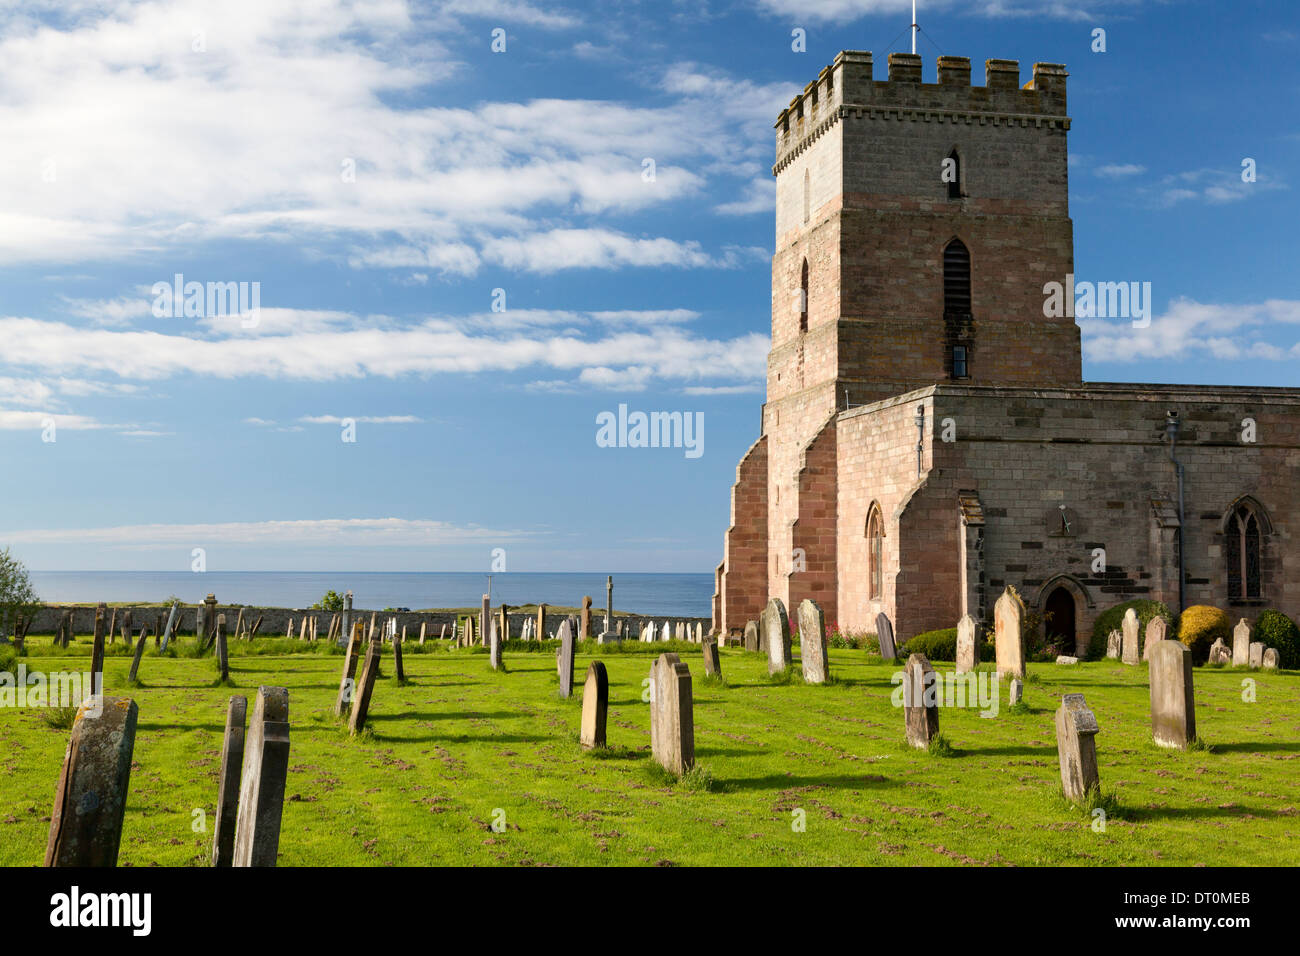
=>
[212,695,247,867]
[45,696,138,867]
[903,653,939,749]
[797,599,828,685]
[579,661,608,750]
[1055,693,1100,805]
[1149,640,1196,750]
[1142,616,1167,662]
[649,653,694,775]
[232,686,290,867]
[762,598,791,675]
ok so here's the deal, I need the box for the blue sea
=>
[29,571,714,618]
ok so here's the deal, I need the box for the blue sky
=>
[0,0,1295,573]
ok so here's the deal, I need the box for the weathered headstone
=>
[1143,616,1168,661]
[45,696,139,867]
[994,588,1026,679]
[558,619,576,698]
[393,630,406,681]
[203,594,218,649]
[1008,678,1024,706]
[1055,693,1101,805]
[875,611,897,660]
[579,661,608,750]
[159,601,180,651]
[127,629,148,684]
[1208,637,1230,665]
[480,595,490,648]
[1056,655,1079,665]
[797,599,828,684]
[536,604,547,645]
[1232,619,1252,667]
[488,618,502,671]
[743,619,759,652]
[762,598,792,674]
[1105,629,1121,660]
[232,686,290,867]
[580,596,592,640]
[211,695,247,867]
[1149,640,1196,749]
[903,653,939,749]
[956,614,979,673]
[418,621,427,646]
[649,653,694,775]
[702,638,721,678]
[90,608,106,695]
[1262,647,1279,670]
[333,625,363,717]
[1249,641,1264,669]
[216,613,229,683]
[348,641,381,735]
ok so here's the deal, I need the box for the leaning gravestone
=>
[763,598,792,675]
[211,696,247,867]
[1149,640,1196,750]
[348,641,381,735]
[45,696,139,866]
[232,686,290,867]
[579,661,608,750]
[159,601,179,651]
[903,653,939,749]
[743,620,759,652]
[1208,638,1230,665]
[994,588,1026,679]
[1105,629,1122,660]
[1142,616,1168,661]
[649,653,694,775]
[797,599,828,684]
[875,612,897,661]
[702,638,722,678]
[1120,608,1140,665]
[1249,642,1264,669]
[1055,693,1101,805]
[127,629,149,684]
[1262,647,1279,670]
[1232,619,1252,667]
[956,614,979,673]
[333,626,363,717]
[557,619,576,698]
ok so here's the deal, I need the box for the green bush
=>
[1176,605,1231,664]
[1088,599,1171,661]
[312,590,346,612]
[901,628,958,661]
[1255,609,1300,669]
[0,643,17,676]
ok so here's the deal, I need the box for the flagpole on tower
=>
[911,0,918,54]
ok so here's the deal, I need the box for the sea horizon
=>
[27,570,715,618]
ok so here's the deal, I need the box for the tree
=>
[0,548,41,640]
[312,590,345,612]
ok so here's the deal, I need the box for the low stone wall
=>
[17,604,711,641]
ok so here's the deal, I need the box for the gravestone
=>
[211,695,247,867]
[702,638,721,678]
[661,619,670,642]
[1208,638,1230,665]
[480,595,490,649]
[341,590,353,648]
[419,621,427,646]
[1249,642,1264,669]
[90,609,106,695]
[1105,629,1121,660]
[994,588,1026,679]
[393,630,406,681]
[489,618,502,671]
[127,629,148,684]
[1232,619,1252,667]
[216,614,229,683]
[580,596,592,640]
[955,614,979,673]
[1055,693,1101,804]
[903,653,939,749]
[1056,655,1079,665]
[1262,647,1279,670]
[743,620,759,652]
[160,601,180,651]
[579,661,608,750]
[106,608,117,647]
[875,612,897,660]
[649,653,694,775]
[45,696,139,866]
[203,594,218,649]
[558,619,576,697]
[797,599,828,684]
[1143,616,1168,661]
[1149,640,1196,749]
[536,605,547,644]
[1119,608,1140,665]
[334,625,364,716]
[1008,678,1024,706]
[762,598,792,675]
[348,641,381,735]
[232,686,290,867]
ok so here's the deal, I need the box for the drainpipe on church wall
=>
[914,404,925,479]
[1166,410,1186,613]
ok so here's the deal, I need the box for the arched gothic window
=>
[943,238,971,315]
[1225,500,1265,600]
[866,504,884,600]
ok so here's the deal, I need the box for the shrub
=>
[901,628,958,661]
[0,643,17,676]
[1088,599,1171,660]
[312,590,346,612]
[1255,609,1300,669]
[1176,605,1231,664]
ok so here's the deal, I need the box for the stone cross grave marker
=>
[211,695,247,866]
[649,653,694,775]
[797,599,828,684]
[579,661,608,750]
[232,686,290,867]
[45,696,139,867]
[1055,693,1101,805]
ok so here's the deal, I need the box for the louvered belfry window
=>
[944,239,971,315]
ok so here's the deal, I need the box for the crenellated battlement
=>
[774,51,1068,173]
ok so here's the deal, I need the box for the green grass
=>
[1,644,1298,866]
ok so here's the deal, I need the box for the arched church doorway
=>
[1044,586,1077,654]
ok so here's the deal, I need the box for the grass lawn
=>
[2,638,1297,866]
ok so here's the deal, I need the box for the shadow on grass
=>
[1124,803,1297,823]
[958,744,1057,757]
[721,772,896,792]
[368,710,521,722]
[373,732,549,744]
[1204,741,1300,755]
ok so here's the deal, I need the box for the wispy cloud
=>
[1081,298,1300,363]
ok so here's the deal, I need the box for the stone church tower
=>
[714,51,1300,653]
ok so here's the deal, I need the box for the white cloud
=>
[1096,163,1146,178]
[298,414,422,424]
[1080,298,1300,363]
